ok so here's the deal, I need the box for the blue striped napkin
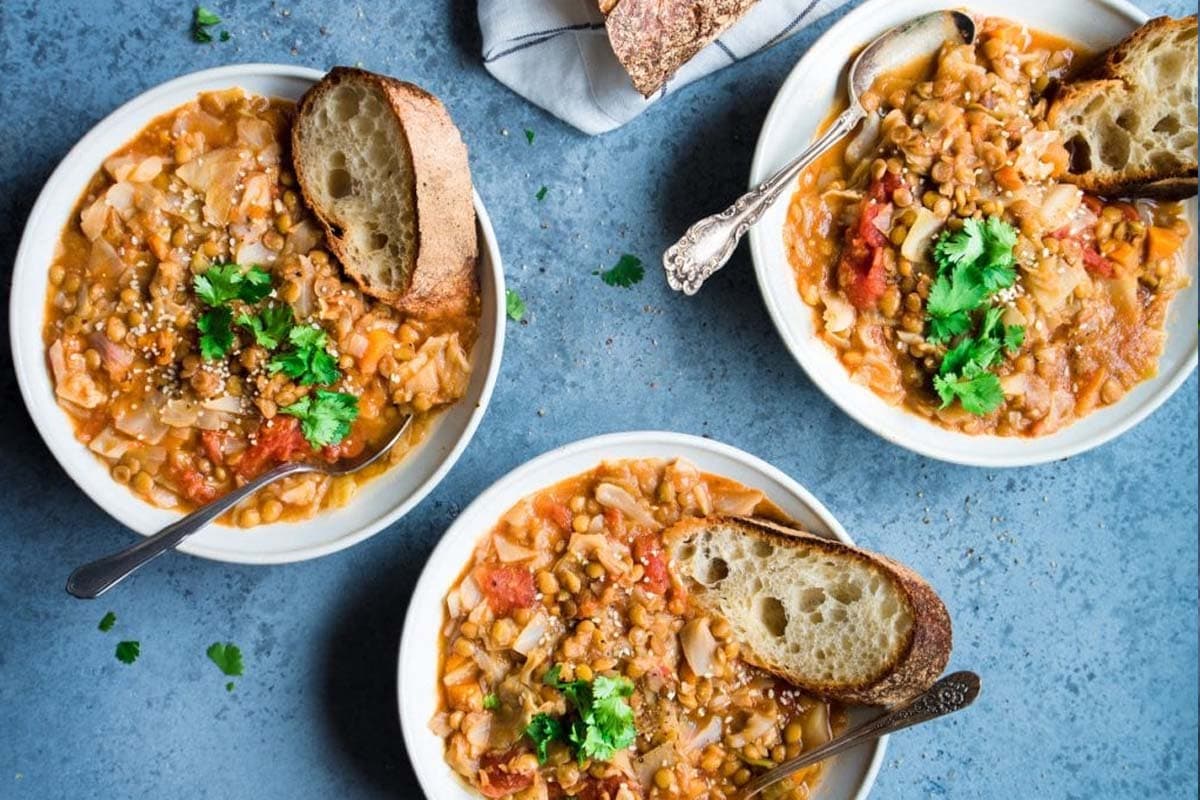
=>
[478,0,852,135]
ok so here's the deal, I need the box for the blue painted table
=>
[0,2,1195,797]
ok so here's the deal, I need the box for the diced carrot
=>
[1107,240,1139,271]
[444,681,479,710]
[994,166,1024,191]
[1147,226,1184,261]
[358,329,394,375]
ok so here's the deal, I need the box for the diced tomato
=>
[475,565,536,616]
[200,430,226,465]
[603,507,627,541]
[173,465,217,505]
[534,495,573,532]
[1081,246,1115,278]
[837,173,899,310]
[235,416,310,479]
[478,750,535,799]
[632,534,670,595]
[1080,194,1104,215]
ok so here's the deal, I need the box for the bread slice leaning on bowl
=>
[666,515,951,706]
[292,67,478,318]
[1049,15,1198,200]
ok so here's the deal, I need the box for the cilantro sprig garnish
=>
[599,254,645,288]
[192,6,229,43]
[925,217,1025,416]
[268,325,341,386]
[194,263,272,307]
[280,390,360,448]
[98,611,117,632]
[535,185,548,202]
[206,642,244,677]
[238,304,294,349]
[525,665,637,765]
[115,641,140,665]
[505,288,526,322]
[197,307,235,360]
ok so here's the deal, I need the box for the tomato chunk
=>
[478,750,535,799]
[1081,246,1115,278]
[632,534,670,595]
[173,465,217,505]
[200,430,226,465]
[475,565,536,615]
[534,495,573,532]
[836,173,899,310]
[572,775,643,800]
[321,426,366,463]
[235,416,310,479]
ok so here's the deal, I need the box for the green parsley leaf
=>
[268,325,340,385]
[599,254,645,289]
[226,681,235,692]
[505,288,526,322]
[535,185,548,202]
[933,217,985,268]
[219,30,231,42]
[206,642,244,677]
[194,263,273,306]
[1004,324,1025,353]
[280,390,359,448]
[197,307,235,360]
[543,664,562,686]
[115,641,140,665]
[482,693,500,711]
[934,371,1005,416]
[525,714,564,764]
[193,7,221,42]
[238,304,294,349]
[98,611,117,632]
[524,128,535,145]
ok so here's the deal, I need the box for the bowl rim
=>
[746,0,1197,468]
[396,430,887,800]
[8,63,506,564]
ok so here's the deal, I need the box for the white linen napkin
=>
[477,0,852,135]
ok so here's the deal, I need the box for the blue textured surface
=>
[0,1,1195,798]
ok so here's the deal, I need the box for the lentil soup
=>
[784,18,1191,436]
[433,458,843,800]
[42,88,477,526]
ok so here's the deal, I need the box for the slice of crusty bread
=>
[603,0,759,97]
[1048,15,1198,200]
[666,516,951,706]
[292,67,478,318]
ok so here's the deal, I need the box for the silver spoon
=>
[65,415,413,599]
[663,10,976,295]
[740,671,981,799]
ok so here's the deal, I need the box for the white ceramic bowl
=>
[8,64,505,564]
[748,0,1198,467]
[397,431,885,800]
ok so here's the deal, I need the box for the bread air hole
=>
[369,232,389,251]
[1153,114,1181,135]
[333,88,361,122]
[1116,110,1139,132]
[798,587,825,612]
[751,540,773,558]
[830,581,862,605]
[1066,133,1093,174]
[1099,122,1131,167]
[702,557,729,586]
[328,167,352,199]
[759,596,788,638]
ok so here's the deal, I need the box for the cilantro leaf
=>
[483,693,500,710]
[1004,324,1025,352]
[926,262,987,344]
[98,611,117,632]
[280,390,359,448]
[934,371,1005,416]
[524,128,535,145]
[505,288,526,322]
[195,6,221,26]
[535,185,548,202]
[193,7,221,42]
[538,666,636,765]
[268,325,340,385]
[933,218,985,268]
[238,304,294,349]
[542,664,562,687]
[115,641,140,665]
[197,307,235,360]
[219,30,231,42]
[226,681,235,692]
[525,714,564,764]
[194,264,273,306]
[206,642,244,677]
[600,254,645,289]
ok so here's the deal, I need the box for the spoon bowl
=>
[662,10,975,295]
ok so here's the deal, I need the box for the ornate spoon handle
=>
[663,106,864,295]
[740,671,982,799]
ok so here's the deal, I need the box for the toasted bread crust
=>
[604,0,759,96]
[293,67,478,319]
[1048,16,1198,199]
[667,515,952,706]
